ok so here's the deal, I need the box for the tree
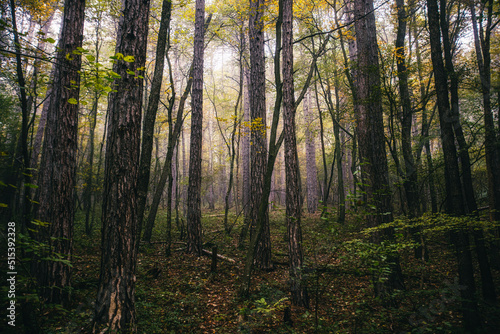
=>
[395,0,419,219]
[245,0,272,268]
[92,0,150,330]
[353,0,404,299]
[282,0,309,307]
[426,0,480,328]
[186,0,207,256]
[34,0,86,305]
[304,91,319,214]
[136,0,173,240]
[470,0,500,224]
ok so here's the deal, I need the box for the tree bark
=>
[353,0,404,299]
[34,0,85,305]
[395,0,420,218]
[469,0,498,304]
[136,0,173,238]
[282,0,309,308]
[246,0,272,269]
[426,0,481,329]
[304,91,318,213]
[92,0,150,331]
[186,0,206,256]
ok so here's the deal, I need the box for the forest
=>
[1,0,499,332]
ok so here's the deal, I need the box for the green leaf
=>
[68,98,78,104]
[43,37,56,44]
[0,203,8,208]
[123,55,135,62]
[25,183,38,189]
[86,55,96,62]
[126,69,135,76]
[109,71,121,79]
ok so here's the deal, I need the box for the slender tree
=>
[282,0,309,307]
[136,0,173,238]
[34,0,85,305]
[186,0,207,256]
[304,91,319,214]
[470,0,500,224]
[426,0,480,329]
[395,0,420,218]
[92,0,150,330]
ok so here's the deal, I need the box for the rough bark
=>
[34,0,85,305]
[246,0,272,269]
[186,0,206,256]
[92,0,150,331]
[426,0,480,329]
[353,0,404,299]
[283,0,309,307]
[136,0,173,238]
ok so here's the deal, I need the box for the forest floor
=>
[29,208,500,333]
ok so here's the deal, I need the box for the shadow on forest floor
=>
[16,208,500,333]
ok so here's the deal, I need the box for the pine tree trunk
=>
[282,0,309,307]
[35,0,85,305]
[353,0,404,300]
[186,0,206,256]
[92,0,150,330]
[248,0,272,269]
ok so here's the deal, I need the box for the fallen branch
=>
[202,249,237,264]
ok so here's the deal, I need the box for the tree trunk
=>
[426,0,481,329]
[34,0,85,306]
[353,0,404,300]
[333,67,345,225]
[304,91,318,213]
[469,0,498,304]
[242,67,251,216]
[282,0,309,307]
[246,0,272,269]
[136,0,173,238]
[396,0,420,218]
[186,0,206,256]
[92,0,150,331]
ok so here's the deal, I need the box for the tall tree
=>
[186,0,207,256]
[304,91,319,213]
[34,0,85,305]
[470,0,500,224]
[282,0,309,307]
[353,0,404,299]
[395,0,420,218]
[136,0,173,239]
[245,0,272,268]
[92,0,150,330]
[426,0,480,329]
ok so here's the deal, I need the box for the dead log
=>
[202,248,237,264]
